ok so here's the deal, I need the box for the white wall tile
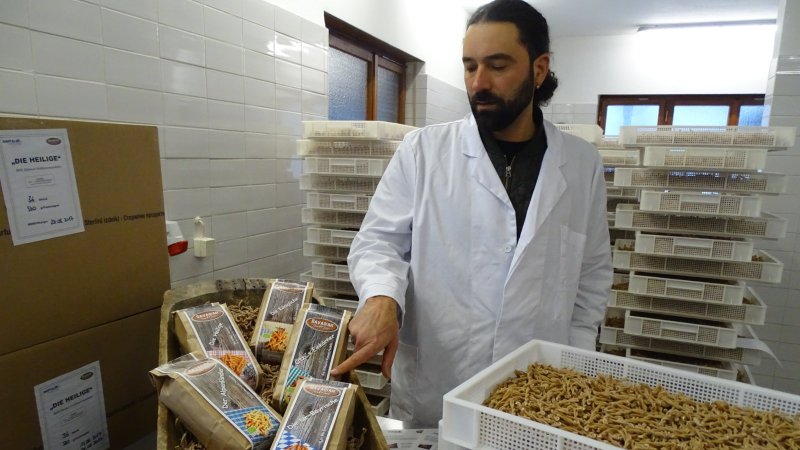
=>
[203,0,242,18]
[207,69,244,103]
[159,25,205,66]
[771,95,800,116]
[168,250,214,282]
[207,99,245,131]
[248,254,279,277]
[204,6,242,46]
[274,158,300,183]
[164,187,212,220]
[275,134,296,159]
[245,132,276,158]
[163,93,207,127]
[273,205,302,230]
[242,20,274,55]
[214,264,248,279]
[36,75,107,119]
[274,33,301,64]
[275,59,300,88]
[107,85,163,124]
[161,60,206,97]
[244,50,275,82]
[301,19,326,48]
[301,66,325,94]
[275,182,302,207]
[246,158,276,184]
[780,324,800,344]
[275,110,301,136]
[774,74,800,97]
[160,126,208,158]
[301,43,325,72]
[301,91,327,116]
[243,0,274,29]
[0,69,37,115]
[31,32,104,82]
[101,8,158,56]
[275,85,301,112]
[205,38,243,75]
[247,209,276,235]
[214,238,248,269]
[247,184,276,210]
[207,129,245,158]
[0,0,30,27]
[0,24,32,71]
[210,186,248,214]
[273,6,300,39]
[101,0,157,21]
[274,228,302,254]
[248,232,279,258]
[158,0,203,35]
[245,105,276,133]
[104,48,161,90]
[212,212,247,241]
[30,0,102,43]
[162,158,210,189]
[244,78,275,108]
[209,159,248,187]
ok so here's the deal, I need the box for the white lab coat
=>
[347,114,612,427]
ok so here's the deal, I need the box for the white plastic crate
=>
[623,310,738,348]
[642,146,768,170]
[599,149,640,167]
[554,123,603,144]
[608,286,766,325]
[624,348,738,381]
[634,232,754,262]
[441,339,797,450]
[311,261,350,280]
[303,241,350,260]
[306,227,358,247]
[300,270,356,295]
[368,394,390,416]
[296,139,401,157]
[613,242,784,283]
[303,157,389,177]
[319,297,359,313]
[302,208,365,227]
[299,174,380,194]
[605,186,639,199]
[613,204,788,239]
[604,167,615,184]
[627,271,745,305]
[596,137,625,149]
[355,366,389,390]
[613,168,787,194]
[618,125,796,149]
[302,120,416,140]
[363,382,392,398]
[606,197,638,213]
[639,191,761,217]
[306,192,371,212]
[599,323,764,365]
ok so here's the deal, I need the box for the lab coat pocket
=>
[557,225,587,319]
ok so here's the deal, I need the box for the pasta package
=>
[273,304,352,411]
[174,302,263,390]
[269,378,357,450]
[251,280,313,364]
[150,355,282,450]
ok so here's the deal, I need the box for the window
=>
[598,95,765,136]
[325,14,415,123]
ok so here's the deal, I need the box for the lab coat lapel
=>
[462,116,512,208]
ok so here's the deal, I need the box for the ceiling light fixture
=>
[637,19,776,32]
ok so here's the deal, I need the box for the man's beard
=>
[470,72,535,132]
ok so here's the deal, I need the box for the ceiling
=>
[461,0,779,37]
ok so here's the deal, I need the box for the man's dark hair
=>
[467,0,558,105]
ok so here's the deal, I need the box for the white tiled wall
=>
[541,103,598,125]
[406,63,470,126]
[0,0,328,286]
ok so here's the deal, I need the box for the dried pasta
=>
[483,363,800,450]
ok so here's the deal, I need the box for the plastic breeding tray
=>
[302,208,366,228]
[627,271,745,305]
[312,261,350,280]
[355,366,389,390]
[634,232,754,262]
[304,157,389,177]
[606,197,639,213]
[613,168,786,194]
[608,286,766,325]
[307,227,358,247]
[369,395,390,417]
[613,205,788,239]
[605,187,639,199]
[604,167,615,184]
[300,270,356,295]
[642,146,768,170]
[316,296,359,313]
[599,149,641,166]
[623,310,738,349]
[300,174,380,194]
[612,242,783,283]
[303,120,417,140]
[303,242,351,260]
[554,123,603,144]
[596,137,625,150]
[307,192,371,212]
[441,340,797,450]
[296,139,401,157]
[624,348,738,381]
[618,125,796,149]
[639,191,761,217]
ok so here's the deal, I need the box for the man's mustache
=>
[471,91,503,103]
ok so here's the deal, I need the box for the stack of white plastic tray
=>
[554,123,603,144]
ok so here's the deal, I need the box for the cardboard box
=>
[0,117,169,355]
[107,395,157,450]
[0,308,160,449]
